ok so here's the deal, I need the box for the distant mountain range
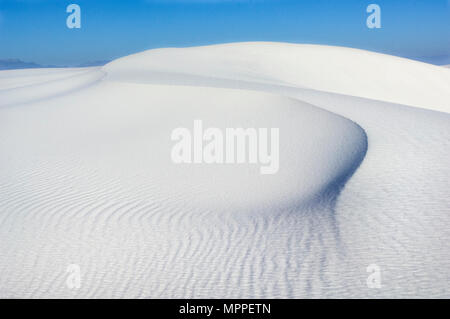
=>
[0,59,110,70]
[414,55,450,66]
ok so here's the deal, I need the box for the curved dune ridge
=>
[0,67,106,107]
[0,42,449,298]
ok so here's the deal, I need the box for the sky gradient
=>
[0,0,449,66]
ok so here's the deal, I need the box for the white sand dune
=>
[0,42,449,298]
[0,67,105,108]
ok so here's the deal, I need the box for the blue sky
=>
[0,0,449,65]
